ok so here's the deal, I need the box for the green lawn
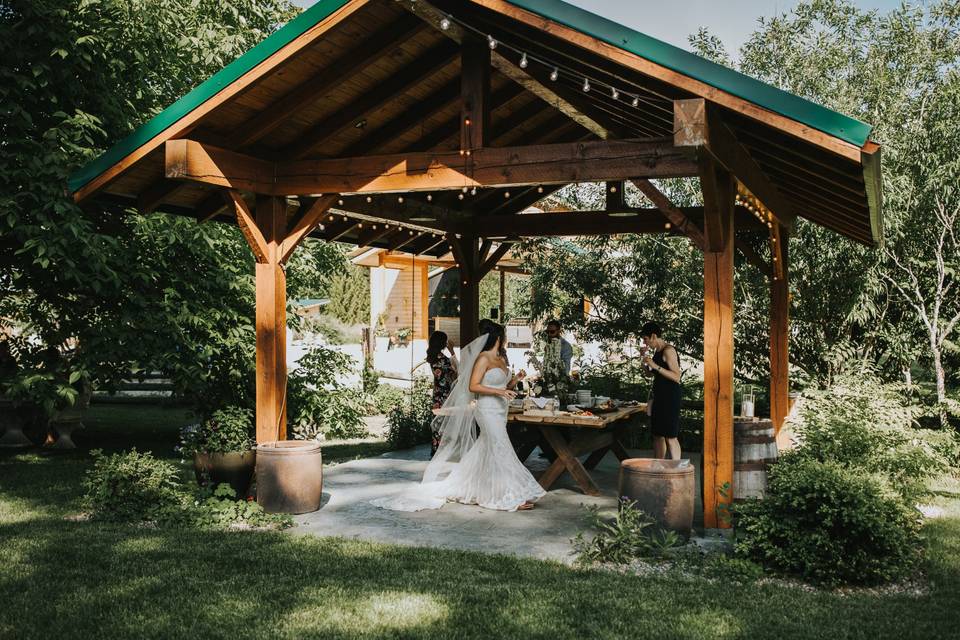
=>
[1,405,959,639]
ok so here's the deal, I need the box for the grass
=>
[1,405,960,639]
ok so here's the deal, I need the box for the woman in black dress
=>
[426,331,458,457]
[640,321,683,460]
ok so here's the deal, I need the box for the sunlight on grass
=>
[675,609,743,637]
[282,590,448,635]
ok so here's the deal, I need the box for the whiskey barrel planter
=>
[255,441,323,514]
[733,418,778,499]
[618,458,695,539]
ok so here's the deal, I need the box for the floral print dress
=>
[430,353,457,457]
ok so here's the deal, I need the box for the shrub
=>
[734,456,923,587]
[83,449,186,523]
[191,483,292,529]
[369,383,408,415]
[572,499,682,566]
[790,376,948,500]
[288,344,367,440]
[385,379,433,450]
[178,406,254,456]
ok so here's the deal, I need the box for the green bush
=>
[369,383,409,415]
[734,456,923,587]
[385,379,433,450]
[572,499,682,566]
[790,376,948,500]
[179,407,254,456]
[192,483,291,529]
[288,345,367,440]
[83,449,186,523]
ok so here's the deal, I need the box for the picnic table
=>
[508,405,647,496]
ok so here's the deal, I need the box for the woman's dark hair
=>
[426,331,447,365]
[639,321,663,338]
[480,321,506,356]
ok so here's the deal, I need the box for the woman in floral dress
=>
[427,331,458,457]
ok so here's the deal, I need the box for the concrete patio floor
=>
[293,446,703,564]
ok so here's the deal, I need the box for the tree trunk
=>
[931,342,948,428]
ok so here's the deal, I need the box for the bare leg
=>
[653,436,666,459]
[666,438,681,460]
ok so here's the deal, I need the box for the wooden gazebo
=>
[69,0,882,527]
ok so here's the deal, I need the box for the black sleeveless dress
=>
[650,346,682,438]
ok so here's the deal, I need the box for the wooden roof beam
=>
[675,98,796,231]
[280,138,698,194]
[287,40,460,159]
[631,179,707,251]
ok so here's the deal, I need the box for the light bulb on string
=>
[537,186,544,193]
[470,187,477,196]
[582,77,591,92]
[458,193,464,200]
[519,52,528,69]
[487,35,497,50]
[632,96,639,107]
[398,196,404,203]
[440,15,451,30]
[611,86,619,100]
[366,196,372,203]
[550,67,559,81]
[427,194,433,202]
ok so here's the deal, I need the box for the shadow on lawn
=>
[2,509,959,640]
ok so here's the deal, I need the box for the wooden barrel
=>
[734,418,778,499]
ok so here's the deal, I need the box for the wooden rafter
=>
[461,35,491,152]
[469,0,864,162]
[286,41,460,159]
[280,194,337,263]
[137,179,187,215]
[235,15,425,148]
[478,242,513,277]
[73,0,371,203]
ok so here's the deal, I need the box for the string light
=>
[487,35,497,50]
[550,67,559,81]
[366,196,372,203]
[458,193,465,200]
[398,196,404,203]
[338,199,344,206]
[582,77,591,92]
[427,194,433,201]
[470,187,477,196]
[611,86,619,100]
[440,15,451,30]
[519,52,528,68]
[504,191,511,198]
[537,186,544,193]
[632,96,640,107]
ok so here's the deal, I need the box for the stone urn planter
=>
[46,385,92,450]
[193,450,257,497]
[0,398,33,448]
[256,441,323,514]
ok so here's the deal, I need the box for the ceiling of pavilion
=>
[69,0,882,254]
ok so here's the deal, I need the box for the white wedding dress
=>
[371,344,546,513]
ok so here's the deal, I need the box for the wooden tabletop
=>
[509,405,646,429]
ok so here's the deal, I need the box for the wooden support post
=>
[450,234,481,346]
[702,192,735,529]
[770,233,790,438]
[255,195,288,443]
[460,35,490,153]
[499,269,506,321]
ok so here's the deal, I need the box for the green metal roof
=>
[505,0,871,148]
[69,0,873,196]
[67,0,352,195]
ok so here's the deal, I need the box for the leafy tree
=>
[326,261,371,325]
[0,0,339,419]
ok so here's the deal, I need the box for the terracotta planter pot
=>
[193,450,257,497]
[255,441,323,514]
[618,458,695,539]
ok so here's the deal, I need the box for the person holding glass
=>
[640,321,683,460]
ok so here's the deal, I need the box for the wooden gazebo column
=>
[225,190,336,443]
[701,159,736,529]
[770,232,790,439]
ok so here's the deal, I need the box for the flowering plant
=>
[177,406,254,456]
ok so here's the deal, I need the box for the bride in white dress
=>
[371,323,546,512]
